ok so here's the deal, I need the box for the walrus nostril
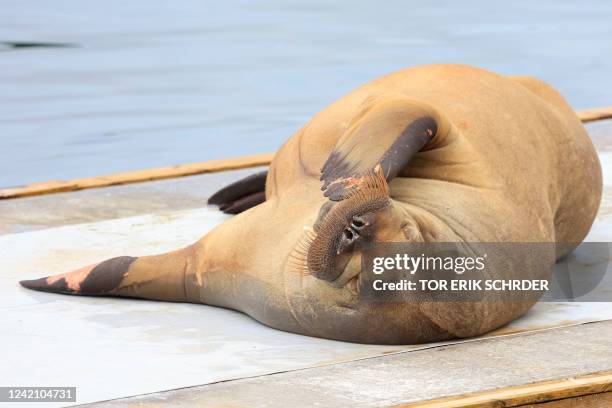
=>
[344,228,355,240]
[351,218,365,229]
[337,227,360,255]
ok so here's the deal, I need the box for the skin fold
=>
[20,64,602,344]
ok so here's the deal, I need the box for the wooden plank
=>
[522,392,612,407]
[577,107,612,123]
[396,371,612,408]
[0,152,273,199]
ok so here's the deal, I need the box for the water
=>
[1,0,612,188]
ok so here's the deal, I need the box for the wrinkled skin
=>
[20,64,602,344]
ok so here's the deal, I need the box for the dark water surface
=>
[1,0,612,187]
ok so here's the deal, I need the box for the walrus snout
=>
[303,170,391,282]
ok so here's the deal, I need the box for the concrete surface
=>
[4,207,611,406]
[83,321,612,408]
[0,167,263,235]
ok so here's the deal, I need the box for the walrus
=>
[20,64,602,344]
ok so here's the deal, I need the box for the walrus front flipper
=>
[208,170,267,214]
[321,97,448,201]
[20,247,196,302]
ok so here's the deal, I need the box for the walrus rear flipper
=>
[208,170,267,214]
[19,247,196,303]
